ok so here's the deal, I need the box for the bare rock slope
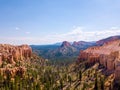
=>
[0,44,32,65]
[0,44,32,77]
[78,40,120,81]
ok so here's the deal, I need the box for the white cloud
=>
[45,26,120,43]
[15,27,20,30]
[0,26,120,45]
[15,27,31,34]
[110,27,119,30]
[25,32,31,34]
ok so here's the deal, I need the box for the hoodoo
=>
[78,40,120,81]
[0,44,32,65]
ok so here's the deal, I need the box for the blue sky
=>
[0,0,120,45]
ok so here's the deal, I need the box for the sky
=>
[0,0,120,45]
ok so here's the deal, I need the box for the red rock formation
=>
[0,44,32,64]
[0,53,2,65]
[0,44,32,77]
[4,67,26,78]
[78,40,120,80]
[61,41,71,47]
[96,35,120,46]
[115,60,120,82]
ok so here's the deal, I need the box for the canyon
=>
[0,36,120,89]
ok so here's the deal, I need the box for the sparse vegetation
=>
[0,55,115,90]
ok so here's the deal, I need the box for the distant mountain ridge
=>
[96,35,120,46]
[31,41,96,60]
[31,35,120,61]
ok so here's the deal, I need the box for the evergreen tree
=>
[19,81,23,90]
[100,77,104,90]
[60,79,63,89]
[36,82,40,90]
[82,83,86,90]
[78,70,82,81]
[94,72,98,90]
[68,75,72,85]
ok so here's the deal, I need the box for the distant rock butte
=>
[0,44,32,65]
[72,41,88,46]
[61,41,71,47]
[78,40,120,81]
[96,35,120,46]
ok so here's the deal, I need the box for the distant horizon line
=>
[0,35,120,45]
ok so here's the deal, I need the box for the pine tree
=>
[36,82,40,90]
[68,75,72,85]
[60,79,63,89]
[94,72,98,90]
[78,70,82,81]
[14,76,19,90]
[100,77,104,90]
[82,83,86,90]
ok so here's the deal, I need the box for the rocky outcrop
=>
[0,66,26,78]
[0,44,32,65]
[0,44,32,78]
[58,41,77,55]
[61,41,71,47]
[72,41,96,50]
[96,35,120,46]
[78,40,120,81]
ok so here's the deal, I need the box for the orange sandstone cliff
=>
[0,44,32,65]
[0,44,32,77]
[78,40,120,81]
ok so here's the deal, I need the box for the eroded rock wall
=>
[0,44,32,65]
[78,40,120,80]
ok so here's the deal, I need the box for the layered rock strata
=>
[78,40,120,80]
[0,44,32,65]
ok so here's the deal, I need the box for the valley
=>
[1,0,120,89]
